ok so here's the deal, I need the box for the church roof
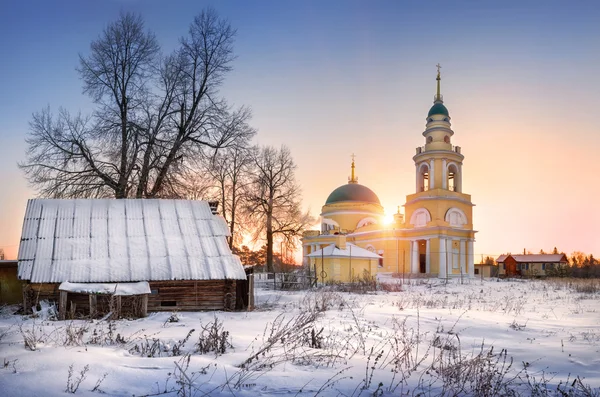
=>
[307,243,382,259]
[325,183,381,205]
[428,102,449,117]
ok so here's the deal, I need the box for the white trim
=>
[429,159,435,189]
[409,208,431,228]
[404,196,475,207]
[442,159,447,189]
[321,210,384,217]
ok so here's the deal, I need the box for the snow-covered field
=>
[1,277,600,396]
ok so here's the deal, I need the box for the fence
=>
[254,272,317,290]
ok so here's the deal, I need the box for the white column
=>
[447,239,453,271]
[429,159,435,189]
[412,240,419,273]
[458,164,463,193]
[442,159,447,189]
[439,238,446,278]
[460,240,466,275]
[303,244,309,267]
[415,164,419,192]
[425,239,431,273]
[468,240,475,278]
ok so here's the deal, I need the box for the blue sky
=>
[1,1,600,259]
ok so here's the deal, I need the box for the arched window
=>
[417,163,430,192]
[356,217,378,229]
[445,207,467,227]
[409,208,431,228]
[447,162,460,192]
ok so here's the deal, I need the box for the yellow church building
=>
[302,68,476,281]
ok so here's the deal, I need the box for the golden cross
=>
[436,63,442,75]
[351,153,356,163]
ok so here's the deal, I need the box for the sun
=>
[383,213,395,225]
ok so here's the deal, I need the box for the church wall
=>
[321,203,384,232]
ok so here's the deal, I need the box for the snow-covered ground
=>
[1,276,599,396]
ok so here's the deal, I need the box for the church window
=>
[444,135,450,143]
[410,208,431,228]
[445,208,467,227]
[427,136,433,143]
[444,117,449,122]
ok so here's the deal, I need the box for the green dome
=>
[428,102,449,117]
[325,183,381,205]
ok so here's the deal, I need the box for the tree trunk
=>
[266,203,273,272]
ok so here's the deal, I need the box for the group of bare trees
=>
[19,9,313,271]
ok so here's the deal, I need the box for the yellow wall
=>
[313,257,377,283]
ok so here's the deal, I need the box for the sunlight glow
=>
[383,213,395,225]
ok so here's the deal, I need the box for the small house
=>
[307,235,382,283]
[17,199,248,319]
[496,254,569,277]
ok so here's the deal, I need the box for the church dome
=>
[428,102,449,117]
[325,183,381,205]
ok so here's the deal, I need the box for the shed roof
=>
[18,199,247,283]
[307,243,382,260]
[496,254,568,263]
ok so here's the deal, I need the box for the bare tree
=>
[245,146,314,272]
[205,143,255,249]
[20,9,254,198]
[0,248,4,260]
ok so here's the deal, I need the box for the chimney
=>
[335,234,347,250]
[208,201,219,215]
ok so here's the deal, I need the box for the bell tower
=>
[404,65,476,279]
[414,64,465,193]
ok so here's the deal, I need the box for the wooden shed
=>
[17,199,248,319]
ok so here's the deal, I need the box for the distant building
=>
[496,254,569,277]
[17,199,248,319]
[302,67,477,281]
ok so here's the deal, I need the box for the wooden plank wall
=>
[147,280,236,311]
[24,279,237,315]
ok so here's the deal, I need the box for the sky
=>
[1,0,599,260]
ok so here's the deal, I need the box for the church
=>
[302,68,476,281]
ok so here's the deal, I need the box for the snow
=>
[1,277,599,396]
[58,281,151,296]
[17,199,247,283]
[307,242,382,259]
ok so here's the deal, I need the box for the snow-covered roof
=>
[59,281,151,296]
[307,243,382,259]
[18,199,247,283]
[496,254,568,263]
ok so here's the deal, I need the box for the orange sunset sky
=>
[1,1,599,261]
